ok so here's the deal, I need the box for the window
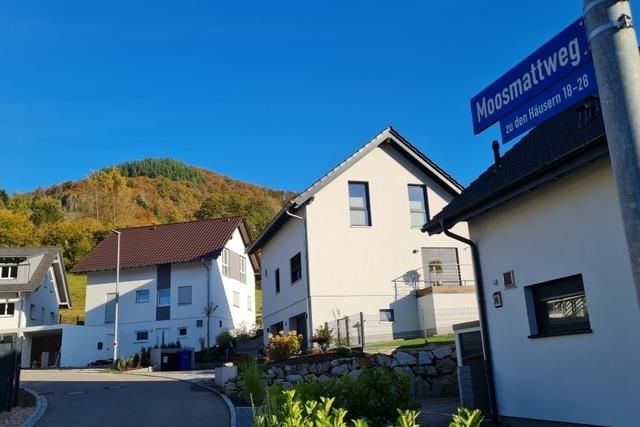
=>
[290,253,302,283]
[0,303,15,317]
[136,331,149,342]
[348,182,371,226]
[529,274,591,337]
[50,312,55,324]
[275,268,281,293]
[30,304,36,320]
[97,342,103,350]
[196,319,203,328]
[233,291,240,308]
[239,257,246,284]
[136,290,150,304]
[247,295,252,310]
[178,327,187,337]
[40,307,45,323]
[221,249,230,277]
[219,320,223,328]
[178,286,192,305]
[0,265,18,279]
[105,293,116,323]
[157,289,170,307]
[379,309,395,322]
[408,185,428,228]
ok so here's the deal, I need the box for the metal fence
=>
[0,338,22,412]
[391,264,475,290]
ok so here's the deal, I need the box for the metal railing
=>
[391,264,475,290]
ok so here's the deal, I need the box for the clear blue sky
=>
[1,1,629,193]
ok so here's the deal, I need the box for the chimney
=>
[492,140,502,172]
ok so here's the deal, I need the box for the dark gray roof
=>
[424,100,607,234]
[247,127,464,254]
[0,247,71,306]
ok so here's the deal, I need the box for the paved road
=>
[21,370,231,427]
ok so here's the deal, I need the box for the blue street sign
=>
[499,61,597,143]
[471,17,592,135]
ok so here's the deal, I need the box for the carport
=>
[22,326,63,368]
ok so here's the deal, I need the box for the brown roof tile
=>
[72,217,245,273]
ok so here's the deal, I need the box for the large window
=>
[275,268,280,293]
[136,290,150,304]
[0,303,15,317]
[157,289,170,307]
[408,185,429,228]
[240,257,246,284]
[290,253,302,283]
[178,286,192,305]
[529,274,591,337]
[348,182,371,226]
[0,265,18,279]
[221,249,230,277]
[379,309,395,322]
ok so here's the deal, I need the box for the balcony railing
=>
[391,263,475,290]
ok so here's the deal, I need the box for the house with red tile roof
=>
[73,216,259,359]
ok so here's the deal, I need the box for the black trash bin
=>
[160,352,178,371]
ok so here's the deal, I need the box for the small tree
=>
[203,302,219,348]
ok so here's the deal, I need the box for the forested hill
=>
[0,158,292,268]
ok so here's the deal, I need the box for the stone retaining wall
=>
[223,344,458,399]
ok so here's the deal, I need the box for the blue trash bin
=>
[177,349,191,371]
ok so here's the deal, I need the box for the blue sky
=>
[0,1,627,193]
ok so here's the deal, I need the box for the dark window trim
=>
[135,330,149,342]
[408,184,429,228]
[290,253,302,284]
[348,181,372,227]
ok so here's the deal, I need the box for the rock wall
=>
[223,344,458,399]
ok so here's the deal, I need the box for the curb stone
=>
[19,386,47,427]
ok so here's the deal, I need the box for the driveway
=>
[21,370,231,427]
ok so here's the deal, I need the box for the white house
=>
[425,102,640,426]
[73,217,259,359]
[0,247,72,367]
[248,127,479,347]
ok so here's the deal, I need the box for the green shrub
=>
[311,325,333,352]
[265,331,302,362]
[115,358,125,371]
[132,352,140,368]
[217,330,234,348]
[449,407,485,427]
[237,359,265,404]
[253,389,420,427]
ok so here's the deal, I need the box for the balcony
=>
[391,263,475,291]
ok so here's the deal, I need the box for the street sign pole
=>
[583,0,640,307]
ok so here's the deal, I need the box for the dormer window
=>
[0,265,18,279]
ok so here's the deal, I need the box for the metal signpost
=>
[471,18,598,143]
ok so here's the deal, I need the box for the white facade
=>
[468,157,640,426]
[84,227,257,358]
[258,130,477,345]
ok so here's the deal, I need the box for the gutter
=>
[437,220,499,420]
[284,204,314,349]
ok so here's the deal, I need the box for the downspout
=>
[285,205,313,348]
[439,220,499,420]
[201,260,211,348]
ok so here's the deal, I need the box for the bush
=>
[264,331,302,363]
[254,389,420,427]
[237,359,265,404]
[311,325,333,352]
[263,367,415,426]
[217,330,234,348]
[449,407,485,427]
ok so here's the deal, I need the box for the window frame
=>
[178,327,188,337]
[239,256,246,284]
[290,253,302,284]
[379,309,395,323]
[157,289,171,307]
[105,293,116,324]
[528,274,591,338]
[232,291,240,308]
[0,265,18,280]
[135,330,149,342]
[275,268,280,293]
[221,248,230,277]
[135,289,150,304]
[408,184,429,229]
[348,181,372,227]
[177,286,192,306]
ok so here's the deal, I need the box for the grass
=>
[59,273,87,324]
[364,334,454,351]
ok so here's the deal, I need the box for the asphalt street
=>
[21,370,231,427]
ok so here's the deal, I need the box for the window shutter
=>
[534,276,584,301]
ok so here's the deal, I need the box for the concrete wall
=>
[469,157,640,426]
[416,289,478,336]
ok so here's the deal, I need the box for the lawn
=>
[59,273,87,324]
[364,334,454,351]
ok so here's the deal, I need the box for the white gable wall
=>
[469,157,640,426]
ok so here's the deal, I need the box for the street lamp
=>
[112,230,121,364]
